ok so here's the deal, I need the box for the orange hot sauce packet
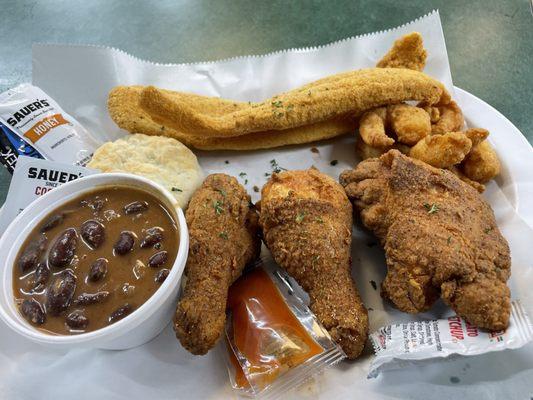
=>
[224,264,345,397]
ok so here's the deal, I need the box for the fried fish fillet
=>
[259,169,369,358]
[377,32,427,71]
[139,68,450,137]
[108,86,354,150]
[174,174,261,355]
[340,150,511,330]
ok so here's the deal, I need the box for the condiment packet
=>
[0,121,43,173]
[368,300,533,378]
[0,156,96,234]
[0,84,101,167]
[224,258,346,399]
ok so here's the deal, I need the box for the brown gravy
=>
[13,186,179,335]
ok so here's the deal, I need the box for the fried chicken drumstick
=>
[259,169,369,358]
[174,174,260,355]
[340,150,511,330]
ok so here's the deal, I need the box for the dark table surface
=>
[0,0,531,203]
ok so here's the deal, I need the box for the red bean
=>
[48,229,77,268]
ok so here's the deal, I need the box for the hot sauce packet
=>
[224,258,345,398]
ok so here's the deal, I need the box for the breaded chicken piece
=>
[259,169,369,358]
[376,32,427,71]
[340,151,511,331]
[174,174,260,355]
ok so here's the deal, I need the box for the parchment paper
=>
[1,11,531,400]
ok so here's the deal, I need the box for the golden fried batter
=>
[409,132,472,168]
[461,140,501,183]
[139,68,450,137]
[431,101,464,134]
[359,107,394,148]
[340,151,511,331]
[259,169,368,358]
[463,128,489,147]
[174,174,260,355]
[388,104,431,145]
[377,32,427,71]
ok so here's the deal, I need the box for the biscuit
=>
[88,133,203,208]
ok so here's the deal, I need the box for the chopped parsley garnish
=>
[447,236,452,244]
[484,227,493,234]
[213,200,224,215]
[270,159,287,174]
[239,172,247,178]
[219,232,228,240]
[423,203,440,214]
[171,187,183,192]
[315,216,324,223]
[216,188,227,197]
[330,160,338,166]
[312,255,321,263]
[271,100,283,108]
[253,185,260,193]
[286,104,294,112]
[295,212,305,223]
[307,91,312,96]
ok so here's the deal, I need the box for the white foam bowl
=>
[0,172,188,350]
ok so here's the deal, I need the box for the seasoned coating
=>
[259,169,368,358]
[139,68,450,137]
[409,132,472,168]
[431,101,464,134]
[388,104,431,145]
[359,107,394,148]
[464,128,489,147]
[107,86,354,150]
[376,32,427,71]
[340,151,511,330]
[448,166,486,193]
[174,174,260,355]
[461,140,501,183]
[421,105,441,123]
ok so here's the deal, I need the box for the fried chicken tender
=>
[139,68,450,137]
[462,140,501,183]
[174,174,261,355]
[108,86,354,150]
[358,107,394,148]
[377,32,427,71]
[409,132,472,168]
[259,169,368,358]
[340,151,511,330]
[431,101,464,134]
[388,104,431,145]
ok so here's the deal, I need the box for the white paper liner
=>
[0,10,529,400]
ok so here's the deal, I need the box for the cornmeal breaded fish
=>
[107,86,355,150]
[174,174,261,355]
[139,68,450,137]
[377,32,427,71]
